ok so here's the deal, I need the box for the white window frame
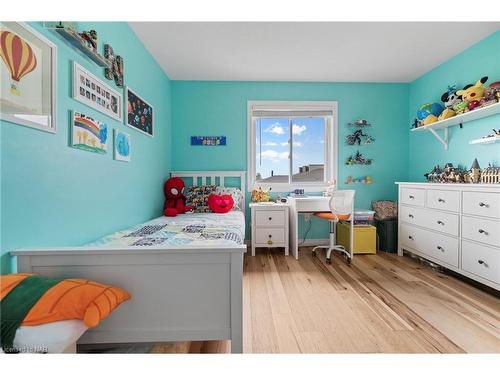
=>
[247,100,338,192]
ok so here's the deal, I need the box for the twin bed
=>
[10,171,247,353]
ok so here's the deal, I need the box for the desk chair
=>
[312,190,355,264]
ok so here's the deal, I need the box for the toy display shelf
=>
[469,134,500,145]
[411,102,500,150]
[47,26,110,68]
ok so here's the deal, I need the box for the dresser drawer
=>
[426,189,460,212]
[400,205,459,236]
[462,216,500,248]
[462,240,500,285]
[254,228,285,246]
[462,191,500,219]
[400,223,458,267]
[400,188,425,207]
[255,210,285,227]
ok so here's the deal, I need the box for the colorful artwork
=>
[191,136,226,146]
[0,22,57,132]
[71,112,108,154]
[126,87,153,136]
[104,44,124,87]
[114,129,131,162]
[73,61,122,121]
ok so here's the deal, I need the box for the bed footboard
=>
[11,245,245,353]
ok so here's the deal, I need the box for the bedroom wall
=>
[408,30,500,181]
[171,81,409,239]
[0,22,172,273]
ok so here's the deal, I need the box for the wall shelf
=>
[469,135,500,145]
[410,102,500,150]
[48,26,110,68]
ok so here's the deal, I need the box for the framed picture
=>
[114,129,131,162]
[71,111,108,154]
[0,22,57,133]
[73,61,122,122]
[126,87,153,137]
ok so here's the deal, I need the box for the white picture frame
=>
[0,22,57,133]
[125,86,154,137]
[72,61,122,122]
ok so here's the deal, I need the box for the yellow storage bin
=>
[336,222,377,254]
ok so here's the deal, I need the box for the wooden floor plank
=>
[138,250,500,354]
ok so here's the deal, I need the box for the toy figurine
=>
[346,151,372,165]
[468,159,481,184]
[348,119,371,127]
[365,176,373,184]
[456,76,488,112]
[345,176,353,184]
[251,187,271,202]
[79,29,98,51]
[441,85,461,109]
[104,44,125,87]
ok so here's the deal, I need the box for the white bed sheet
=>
[87,210,246,247]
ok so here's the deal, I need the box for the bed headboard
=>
[170,171,247,212]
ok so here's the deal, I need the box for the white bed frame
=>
[10,171,247,353]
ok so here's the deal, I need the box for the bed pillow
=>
[215,186,244,211]
[1,274,131,329]
[185,185,217,213]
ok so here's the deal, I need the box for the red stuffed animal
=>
[163,177,193,217]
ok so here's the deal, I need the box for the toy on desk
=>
[289,188,306,198]
[251,187,271,202]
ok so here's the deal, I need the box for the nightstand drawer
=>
[255,228,285,246]
[255,210,285,227]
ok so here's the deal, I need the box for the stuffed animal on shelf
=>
[456,76,488,111]
[163,177,194,217]
[417,102,443,125]
[441,85,461,109]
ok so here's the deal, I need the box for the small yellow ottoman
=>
[336,222,377,254]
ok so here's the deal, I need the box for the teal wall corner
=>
[408,30,500,181]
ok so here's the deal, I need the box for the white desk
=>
[288,196,331,259]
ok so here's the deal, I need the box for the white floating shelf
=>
[411,102,500,150]
[469,135,500,145]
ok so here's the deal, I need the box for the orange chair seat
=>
[314,212,351,221]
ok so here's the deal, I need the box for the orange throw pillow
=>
[1,274,131,328]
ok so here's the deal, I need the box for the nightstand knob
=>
[438,198,445,203]
[437,246,444,252]
[409,195,414,199]
[268,217,272,220]
[479,202,487,207]
[408,235,413,240]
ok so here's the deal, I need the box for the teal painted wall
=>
[1,22,172,273]
[408,30,500,181]
[171,81,409,239]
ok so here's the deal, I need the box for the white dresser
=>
[396,182,500,290]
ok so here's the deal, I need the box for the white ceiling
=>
[129,22,499,82]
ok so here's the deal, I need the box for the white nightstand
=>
[250,202,289,256]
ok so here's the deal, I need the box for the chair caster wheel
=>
[326,258,331,264]
[312,251,316,257]
[347,257,352,264]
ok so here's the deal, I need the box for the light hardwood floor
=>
[151,248,500,354]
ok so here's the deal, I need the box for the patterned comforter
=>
[86,211,245,247]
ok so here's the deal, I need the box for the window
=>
[248,101,337,191]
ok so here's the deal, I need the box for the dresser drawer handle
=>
[478,229,488,235]
[409,195,415,199]
[437,246,444,252]
[478,202,488,207]
[268,217,272,221]
[438,198,445,203]
[477,259,488,267]
[408,214,414,218]
[408,235,414,240]
[437,220,444,225]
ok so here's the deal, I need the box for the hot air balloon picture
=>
[0,23,57,132]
